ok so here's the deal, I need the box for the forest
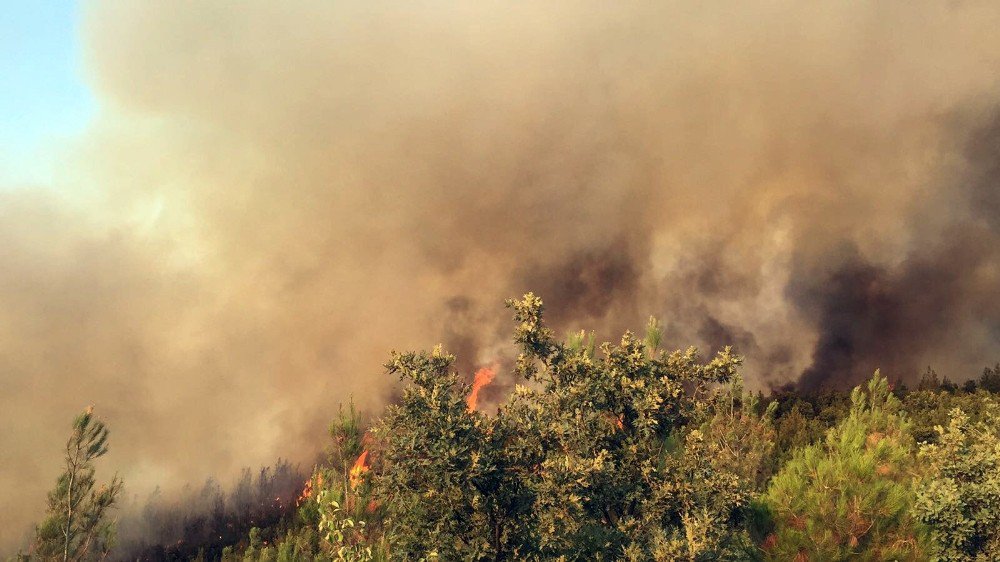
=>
[16,294,1000,562]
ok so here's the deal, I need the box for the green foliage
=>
[251,526,327,562]
[243,527,264,561]
[22,292,999,562]
[768,390,852,471]
[919,367,942,392]
[329,401,366,470]
[771,405,823,471]
[507,294,771,560]
[915,403,1000,561]
[317,497,375,561]
[374,345,500,560]
[371,293,773,561]
[31,407,124,561]
[280,402,386,561]
[761,372,927,561]
[214,400,388,562]
[978,363,1000,394]
[904,389,1000,446]
[644,316,663,355]
[702,379,778,493]
[566,330,596,359]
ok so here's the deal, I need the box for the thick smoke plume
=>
[3,0,1000,550]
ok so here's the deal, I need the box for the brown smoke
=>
[3,0,1000,550]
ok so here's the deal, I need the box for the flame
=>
[466,366,497,413]
[349,450,370,488]
[297,471,323,506]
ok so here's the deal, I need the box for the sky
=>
[0,1,94,187]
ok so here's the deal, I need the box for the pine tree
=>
[978,363,1000,394]
[918,367,941,392]
[32,407,124,561]
[760,372,927,561]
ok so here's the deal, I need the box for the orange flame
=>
[349,450,370,488]
[297,471,323,506]
[467,366,497,413]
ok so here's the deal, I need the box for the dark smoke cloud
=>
[790,111,1000,390]
[513,236,647,330]
[3,0,1000,550]
[698,315,760,359]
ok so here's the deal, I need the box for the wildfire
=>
[349,449,370,488]
[297,471,323,506]
[466,366,497,413]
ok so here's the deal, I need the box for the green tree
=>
[760,372,927,561]
[918,367,942,392]
[32,407,124,561]
[915,403,1000,561]
[904,389,1000,446]
[299,400,385,561]
[977,363,1000,394]
[374,345,501,560]
[373,293,773,560]
[644,383,775,561]
[505,293,770,560]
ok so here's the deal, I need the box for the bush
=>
[915,403,1000,561]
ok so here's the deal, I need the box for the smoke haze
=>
[3,0,1000,549]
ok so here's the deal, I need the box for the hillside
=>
[15,295,1000,561]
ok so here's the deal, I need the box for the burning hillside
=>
[3,1,1000,554]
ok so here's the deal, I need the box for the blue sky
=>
[1,1,94,187]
